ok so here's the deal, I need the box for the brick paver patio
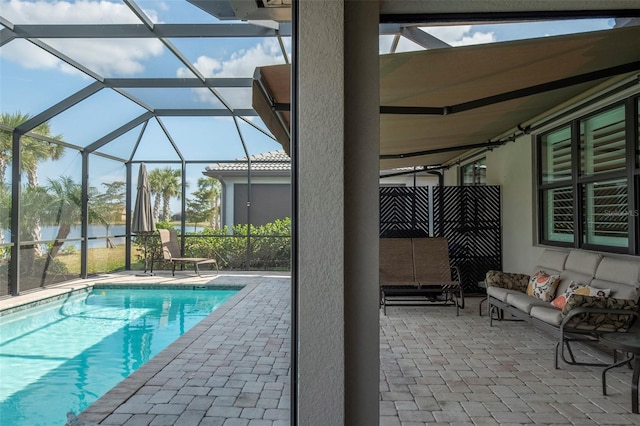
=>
[380,300,639,425]
[4,273,638,425]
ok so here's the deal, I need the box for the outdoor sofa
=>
[486,249,640,368]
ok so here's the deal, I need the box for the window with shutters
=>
[537,97,639,255]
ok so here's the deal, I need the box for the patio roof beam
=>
[153,109,257,116]
[103,78,253,88]
[0,27,16,46]
[380,9,640,24]
[6,23,291,39]
[237,116,279,142]
[16,81,105,133]
[27,37,105,82]
[400,26,450,49]
[380,140,507,160]
[86,112,154,153]
[155,117,185,162]
[128,120,149,163]
[124,0,155,30]
[90,150,127,163]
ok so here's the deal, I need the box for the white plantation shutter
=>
[541,126,572,184]
[580,105,626,176]
[583,179,628,247]
[579,106,628,247]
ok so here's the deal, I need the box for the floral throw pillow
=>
[551,281,611,309]
[526,270,561,302]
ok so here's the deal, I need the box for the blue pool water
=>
[0,287,238,426]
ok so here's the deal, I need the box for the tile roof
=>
[205,150,291,173]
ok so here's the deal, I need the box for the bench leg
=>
[479,297,488,316]
[602,350,632,395]
[633,355,640,414]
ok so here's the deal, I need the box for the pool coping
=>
[0,281,247,317]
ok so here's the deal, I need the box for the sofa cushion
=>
[564,250,602,277]
[506,292,552,314]
[526,271,561,302]
[530,306,563,326]
[561,294,638,332]
[591,256,640,300]
[485,270,530,292]
[556,271,595,295]
[551,281,611,309]
[487,286,522,303]
[533,249,568,276]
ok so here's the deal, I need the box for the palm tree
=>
[18,186,52,274]
[148,168,164,223]
[0,112,63,187]
[160,168,182,222]
[0,112,64,256]
[40,176,82,285]
[186,177,222,229]
[0,183,9,255]
[148,167,182,223]
[91,181,125,247]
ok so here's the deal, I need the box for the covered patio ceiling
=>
[253,24,640,169]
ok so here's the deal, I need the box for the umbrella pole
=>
[143,234,148,273]
[136,233,154,277]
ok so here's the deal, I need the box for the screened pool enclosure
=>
[0,1,294,296]
[4,2,639,299]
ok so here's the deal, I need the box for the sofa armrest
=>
[560,294,639,332]
[485,270,530,293]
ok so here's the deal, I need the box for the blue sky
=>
[0,0,616,213]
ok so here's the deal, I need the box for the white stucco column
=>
[296,1,380,425]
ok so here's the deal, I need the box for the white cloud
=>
[179,38,288,79]
[449,32,496,47]
[421,26,496,46]
[2,0,155,24]
[380,25,496,53]
[0,0,163,76]
[179,39,289,107]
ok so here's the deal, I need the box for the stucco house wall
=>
[204,151,291,230]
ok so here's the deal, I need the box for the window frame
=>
[460,157,486,186]
[536,96,640,255]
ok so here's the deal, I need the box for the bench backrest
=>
[413,237,452,283]
[379,237,453,285]
[379,238,415,284]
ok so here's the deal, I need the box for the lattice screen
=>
[380,185,501,293]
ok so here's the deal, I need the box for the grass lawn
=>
[57,245,144,274]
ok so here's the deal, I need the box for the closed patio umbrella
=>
[132,163,156,274]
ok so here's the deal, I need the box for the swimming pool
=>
[0,286,239,426]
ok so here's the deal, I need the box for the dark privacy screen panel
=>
[380,185,501,293]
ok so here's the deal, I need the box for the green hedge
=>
[135,218,291,271]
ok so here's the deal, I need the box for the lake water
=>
[1,225,204,251]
